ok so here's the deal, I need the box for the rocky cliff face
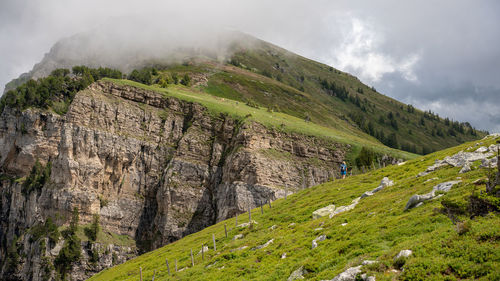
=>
[0,81,346,280]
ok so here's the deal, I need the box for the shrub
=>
[456,220,471,235]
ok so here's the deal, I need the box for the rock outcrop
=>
[405,181,461,210]
[0,81,347,280]
[312,177,393,219]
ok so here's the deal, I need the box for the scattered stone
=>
[314,227,324,231]
[206,261,218,268]
[287,266,305,281]
[473,178,486,185]
[281,252,287,259]
[475,146,488,153]
[233,234,244,240]
[198,245,209,254]
[312,235,326,249]
[398,161,406,166]
[330,265,362,281]
[480,157,498,168]
[230,246,248,252]
[313,204,336,219]
[405,181,461,210]
[417,149,494,177]
[238,220,258,228]
[459,162,471,173]
[417,171,429,178]
[361,177,393,198]
[362,260,377,265]
[253,239,274,250]
[488,144,500,152]
[329,197,360,218]
[424,177,439,183]
[341,223,348,226]
[360,274,376,281]
[289,223,296,227]
[269,225,278,230]
[395,249,413,260]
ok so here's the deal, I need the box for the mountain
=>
[3,32,486,155]
[0,32,488,280]
[89,135,500,281]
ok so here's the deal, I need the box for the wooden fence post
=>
[152,270,156,281]
[260,200,264,214]
[224,224,227,238]
[139,267,142,281]
[175,259,178,272]
[268,199,272,209]
[248,207,252,223]
[212,233,216,251]
[201,245,205,260]
[235,215,238,227]
[166,258,170,275]
[190,249,194,266]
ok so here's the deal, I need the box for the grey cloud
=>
[0,0,498,132]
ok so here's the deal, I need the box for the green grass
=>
[103,78,416,161]
[89,136,500,281]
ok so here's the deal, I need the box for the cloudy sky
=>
[1,0,499,132]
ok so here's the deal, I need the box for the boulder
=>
[475,146,488,153]
[313,204,336,219]
[405,181,461,210]
[395,249,413,260]
[459,163,471,174]
[331,265,362,281]
[233,234,244,240]
[198,246,209,254]
[253,239,274,250]
[330,198,360,218]
[311,234,327,249]
[362,260,377,265]
[287,266,305,281]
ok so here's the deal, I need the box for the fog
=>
[1,0,499,132]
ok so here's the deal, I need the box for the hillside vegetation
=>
[89,135,500,281]
[2,35,486,156]
[125,38,486,155]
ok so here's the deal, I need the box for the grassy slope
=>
[103,78,416,161]
[89,136,500,281]
[152,39,485,155]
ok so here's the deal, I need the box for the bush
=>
[456,220,471,235]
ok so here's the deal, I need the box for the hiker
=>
[340,161,347,179]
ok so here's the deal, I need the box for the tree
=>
[180,74,191,86]
[55,207,81,279]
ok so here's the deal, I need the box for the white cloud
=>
[329,17,419,83]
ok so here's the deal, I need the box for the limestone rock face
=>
[0,81,347,280]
